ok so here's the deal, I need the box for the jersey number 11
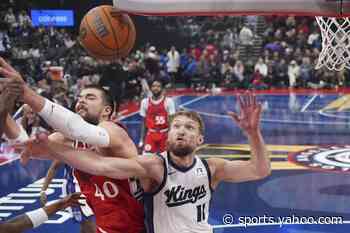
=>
[196,203,206,222]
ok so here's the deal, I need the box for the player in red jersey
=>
[0,57,145,233]
[139,80,176,155]
[73,140,143,233]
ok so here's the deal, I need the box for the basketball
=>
[79,5,136,60]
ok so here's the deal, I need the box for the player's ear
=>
[197,135,204,145]
[104,105,113,117]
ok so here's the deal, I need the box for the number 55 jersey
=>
[140,96,176,154]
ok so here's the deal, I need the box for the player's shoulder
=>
[98,121,129,137]
[99,120,122,128]
[203,157,227,174]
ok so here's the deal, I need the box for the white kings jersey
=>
[144,152,213,233]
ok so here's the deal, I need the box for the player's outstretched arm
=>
[0,211,38,233]
[0,192,82,233]
[0,57,45,113]
[19,133,151,180]
[208,93,270,188]
[14,132,66,164]
[0,58,137,151]
[0,57,111,148]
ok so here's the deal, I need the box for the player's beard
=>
[167,141,195,157]
[77,107,100,125]
[83,114,99,125]
[152,91,162,99]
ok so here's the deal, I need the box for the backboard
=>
[113,0,350,16]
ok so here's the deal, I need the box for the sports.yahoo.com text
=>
[222,214,343,227]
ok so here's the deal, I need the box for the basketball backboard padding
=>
[113,0,350,16]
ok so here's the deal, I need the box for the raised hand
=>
[228,92,262,136]
[0,57,26,105]
[0,57,25,83]
[0,78,24,101]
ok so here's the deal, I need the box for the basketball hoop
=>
[315,16,350,71]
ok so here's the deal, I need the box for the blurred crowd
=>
[148,15,349,90]
[1,1,349,125]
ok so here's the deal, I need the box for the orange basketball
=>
[79,5,136,60]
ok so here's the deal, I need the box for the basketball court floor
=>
[1,89,350,233]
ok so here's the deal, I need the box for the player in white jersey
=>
[144,152,213,232]
[19,93,271,233]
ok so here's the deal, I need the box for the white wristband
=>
[25,208,49,228]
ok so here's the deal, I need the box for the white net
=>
[315,16,350,71]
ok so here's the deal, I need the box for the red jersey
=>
[145,97,169,131]
[73,141,145,233]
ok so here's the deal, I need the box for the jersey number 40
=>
[94,182,119,201]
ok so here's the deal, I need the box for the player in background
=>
[139,79,176,155]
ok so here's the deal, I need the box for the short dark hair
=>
[151,79,164,88]
[169,110,205,135]
[83,84,115,116]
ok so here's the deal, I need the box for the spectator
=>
[183,56,198,88]
[18,10,31,27]
[254,57,268,77]
[4,8,17,28]
[239,25,254,46]
[0,29,10,57]
[288,60,300,88]
[275,58,289,87]
[299,57,313,88]
[166,46,180,86]
[239,25,254,56]
[233,60,246,88]
[144,46,160,77]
